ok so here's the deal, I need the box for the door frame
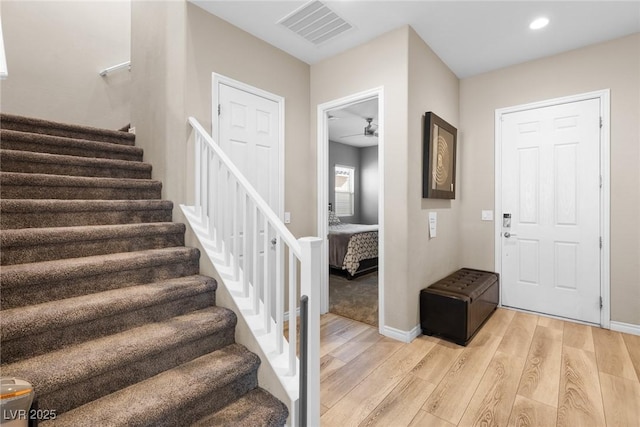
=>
[494,89,610,328]
[317,87,385,330]
[212,73,286,219]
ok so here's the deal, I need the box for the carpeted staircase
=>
[0,114,288,426]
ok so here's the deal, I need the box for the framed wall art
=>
[422,112,457,199]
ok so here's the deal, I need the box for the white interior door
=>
[500,98,601,324]
[218,82,280,301]
[218,83,279,209]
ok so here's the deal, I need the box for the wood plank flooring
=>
[312,309,640,427]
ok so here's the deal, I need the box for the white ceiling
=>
[328,98,379,147]
[191,0,640,79]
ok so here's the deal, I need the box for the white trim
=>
[610,321,640,337]
[316,87,385,332]
[0,20,8,79]
[494,89,611,328]
[212,73,286,220]
[380,324,421,343]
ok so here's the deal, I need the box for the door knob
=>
[504,232,517,238]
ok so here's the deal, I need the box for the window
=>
[335,165,355,216]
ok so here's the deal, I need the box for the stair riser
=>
[0,157,151,179]
[156,371,259,427]
[1,185,161,200]
[1,209,173,229]
[0,138,142,162]
[2,292,216,364]
[37,330,237,415]
[1,259,199,310]
[2,233,185,265]
[0,116,135,146]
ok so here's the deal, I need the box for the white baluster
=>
[207,150,215,240]
[223,169,231,266]
[232,180,239,281]
[242,190,249,297]
[214,158,222,250]
[194,134,201,217]
[275,235,283,354]
[252,206,260,315]
[263,216,270,333]
[288,251,297,376]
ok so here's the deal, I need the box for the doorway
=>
[495,90,610,326]
[317,87,385,330]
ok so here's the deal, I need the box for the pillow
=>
[329,210,341,225]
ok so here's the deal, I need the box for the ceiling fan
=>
[340,117,378,139]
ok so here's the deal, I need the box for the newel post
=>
[299,236,322,426]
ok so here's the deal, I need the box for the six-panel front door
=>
[500,98,601,324]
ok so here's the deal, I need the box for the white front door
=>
[500,98,601,324]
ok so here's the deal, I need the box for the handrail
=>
[99,61,130,77]
[181,117,320,426]
[187,117,302,258]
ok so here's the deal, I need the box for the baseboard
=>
[610,320,640,336]
[380,324,421,343]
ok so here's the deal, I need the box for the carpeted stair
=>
[0,113,288,426]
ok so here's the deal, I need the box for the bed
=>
[328,214,379,277]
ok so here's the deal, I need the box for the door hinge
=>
[600,296,603,309]
[599,117,603,128]
[218,104,221,116]
[599,237,603,249]
[599,175,603,188]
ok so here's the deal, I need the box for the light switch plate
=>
[284,212,291,224]
[481,210,494,221]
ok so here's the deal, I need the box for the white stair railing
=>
[98,61,130,77]
[181,117,321,426]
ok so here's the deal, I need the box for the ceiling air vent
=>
[278,0,353,46]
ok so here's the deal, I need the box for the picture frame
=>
[422,112,457,199]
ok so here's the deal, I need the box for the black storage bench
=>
[420,268,499,346]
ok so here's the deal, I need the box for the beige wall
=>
[311,26,411,330]
[459,33,640,325]
[311,26,461,332]
[185,2,312,238]
[1,0,131,129]
[407,28,461,329]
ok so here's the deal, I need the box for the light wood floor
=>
[314,309,640,427]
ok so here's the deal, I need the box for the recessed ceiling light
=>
[529,17,550,30]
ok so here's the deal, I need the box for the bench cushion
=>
[420,268,499,346]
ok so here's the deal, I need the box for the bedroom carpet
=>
[329,271,378,326]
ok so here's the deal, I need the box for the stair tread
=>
[192,388,289,427]
[0,148,151,170]
[1,222,184,247]
[1,275,217,341]
[0,171,161,189]
[41,344,259,427]
[0,113,136,146]
[2,307,239,396]
[0,247,199,287]
[1,129,141,154]
[0,199,173,213]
